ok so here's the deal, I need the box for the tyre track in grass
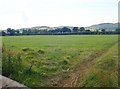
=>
[57,43,117,87]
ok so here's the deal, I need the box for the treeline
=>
[1,27,120,36]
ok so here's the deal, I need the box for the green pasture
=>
[2,35,118,87]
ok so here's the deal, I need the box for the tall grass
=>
[2,44,23,77]
[80,43,118,87]
[2,35,118,87]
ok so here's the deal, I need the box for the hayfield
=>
[2,35,118,87]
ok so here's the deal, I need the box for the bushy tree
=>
[2,31,6,36]
[73,27,78,32]
[80,27,85,31]
[7,28,15,36]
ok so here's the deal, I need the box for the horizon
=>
[0,0,119,30]
[1,22,118,30]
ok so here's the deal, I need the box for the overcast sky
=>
[0,0,119,29]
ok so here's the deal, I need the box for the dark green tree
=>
[7,28,15,36]
[101,29,106,34]
[80,27,85,31]
[2,31,6,36]
[73,27,78,32]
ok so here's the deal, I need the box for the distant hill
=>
[32,26,74,30]
[85,23,118,31]
[32,26,50,28]
[31,23,118,31]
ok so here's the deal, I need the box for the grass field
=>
[2,35,118,87]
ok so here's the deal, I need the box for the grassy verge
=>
[80,43,118,87]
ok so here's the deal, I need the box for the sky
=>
[0,0,119,29]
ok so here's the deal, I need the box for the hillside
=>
[85,23,118,31]
[31,23,118,31]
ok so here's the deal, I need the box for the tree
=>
[72,27,78,32]
[95,30,100,34]
[62,27,71,32]
[101,29,106,34]
[27,29,31,35]
[2,31,6,36]
[7,28,15,36]
[7,28,11,34]
[22,29,28,35]
[101,29,105,32]
[15,30,20,34]
[80,27,85,31]
[116,28,119,32]
[115,28,120,34]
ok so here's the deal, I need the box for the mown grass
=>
[2,35,118,87]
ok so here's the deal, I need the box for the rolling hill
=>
[85,23,118,31]
[31,23,118,31]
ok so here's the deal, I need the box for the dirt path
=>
[57,44,116,87]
